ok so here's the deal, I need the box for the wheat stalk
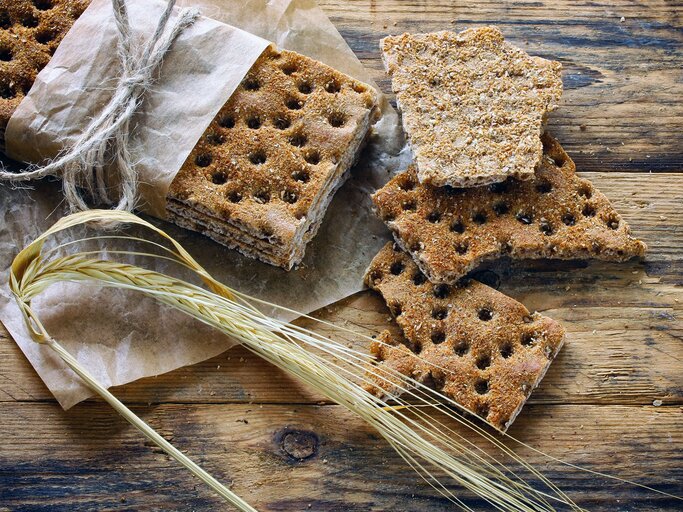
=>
[10,210,679,510]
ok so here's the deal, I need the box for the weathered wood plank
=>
[319,0,683,173]
[0,402,680,511]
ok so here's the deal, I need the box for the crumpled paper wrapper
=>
[0,0,408,409]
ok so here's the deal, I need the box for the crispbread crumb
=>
[364,243,565,431]
[381,27,563,187]
[372,133,647,284]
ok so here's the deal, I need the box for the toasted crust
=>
[167,46,380,270]
[0,0,89,146]
[373,133,647,284]
[364,243,565,431]
[381,27,563,187]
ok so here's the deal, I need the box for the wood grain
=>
[0,0,681,510]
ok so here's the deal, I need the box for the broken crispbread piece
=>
[364,243,565,431]
[381,27,563,187]
[0,0,90,146]
[168,45,380,270]
[373,133,647,284]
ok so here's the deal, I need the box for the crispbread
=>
[381,27,563,187]
[167,45,380,270]
[364,242,565,431]
[373,133,647,284]
[0,0,89,146]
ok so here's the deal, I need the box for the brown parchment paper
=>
[0,0,407,409]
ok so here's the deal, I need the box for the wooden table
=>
[1,1,681,510]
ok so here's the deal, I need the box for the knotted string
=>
[0,0,200,213]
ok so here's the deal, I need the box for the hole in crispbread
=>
[540,221,554,235]
[289,132,307,147]
[455,242,469,255]
[578,183,593,198]
[282,189,298,204]
[298,81,313,94]
[21,13,39,28]
[536,181,552,194]
[389,302,402,317]
[35,28,56,44]
[273,116,291,130]
[431,330,446,344]
[476,354,491,370]
[433,284,449,299]
[211,172,227,185]
[454,340,469,356]
[500,344,514,358]
[368,269,382,284]
[432,307,448,320]
[401,178,416,191]
[206,133,225,145]
[516,211,533,225]
[218,115,235,128]
[0,11,10,30]
[328,112,346,127]
[392,243,401,252]
[195,153,212,167]
[324,80,340,93]
[562,213,576,226]
[286,97,303,110]
[582,204,596,217]
[402,200,416,211]
[281,63,297,75]
[254,189,270,204]
[450,220,465,234]
[552,154,566,167]
[352,82,367,93]
[474,379,489,395]
[607,214,620,230]
[292,169,310,183]
[412,272,427,286]
[521,332,535,346]
[0,46,11,61]
[427,211,441,223]
[303,150,320,165]
[227,190,242,203]
[0,82,16,99]
[409,241,422,253]
[472,211,487,225]
[492,201,509,216]
[33,0,53,10]
[249,151,267,165]
[390,261,405,275]
[478,308,493,321]
[243,78,260,91]
[247,116,262,129]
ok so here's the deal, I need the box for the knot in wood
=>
[279,429,318,461]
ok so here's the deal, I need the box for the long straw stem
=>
[45,335,256,511]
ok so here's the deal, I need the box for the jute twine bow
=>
[0,0,200,213]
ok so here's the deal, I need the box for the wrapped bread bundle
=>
[0,0,380,270]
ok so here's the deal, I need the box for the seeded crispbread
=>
[167,45,380,270]
[364,242,565,431]
[381,27,563,187]
[0,0,89,146]
[373,133,647,284]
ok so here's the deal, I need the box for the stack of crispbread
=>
[167,46,380,270]
[364,27,647,431]
[0,0,90,146]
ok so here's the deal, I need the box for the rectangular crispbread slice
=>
[0,0,89,146]
[364,242,565,431]
[168,46,380,270]
[373,133,647,284]
[380,27,563,187]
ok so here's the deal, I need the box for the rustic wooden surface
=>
[1,1,682,510]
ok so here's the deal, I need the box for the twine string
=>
[0,0,200,213]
